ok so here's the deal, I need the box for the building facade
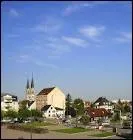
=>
[36,87,65,113]
[25,74,36,102]
[1,93,19,112]
[93,97,114,113]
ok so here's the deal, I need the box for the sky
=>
[1,1,132,101]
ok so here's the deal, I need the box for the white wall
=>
[43,105,56,118]
[47,87,65,110]
[1,95,19,112]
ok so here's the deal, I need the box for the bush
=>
[7,124,49,133]
[80,115,90,125]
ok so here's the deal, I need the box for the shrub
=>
[80,115,90,125]
[7,124,49,133]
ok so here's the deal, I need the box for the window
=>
[49,111,50,113]
[49,114,50,117]
[52,110,55,113]
[51,107,53,109]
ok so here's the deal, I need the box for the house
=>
[36,87,65,112]
[1,93,19,112]
[41,105,64,118]
[85,107,111,122]
[93,97,114,113]
[84,101,91,108]
[27,100,36,110]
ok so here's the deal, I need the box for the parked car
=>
[24,120,31,123]
[102,121,110,126]
[1,119,12,123]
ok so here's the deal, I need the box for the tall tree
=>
[73,98,84,116]
[65,93,72,116]
[19,100,28,110]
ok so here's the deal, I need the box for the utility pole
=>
[29,103,32,139]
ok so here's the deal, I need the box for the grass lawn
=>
[53,127,90,134]
[90,131,114,137]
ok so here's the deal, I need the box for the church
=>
[25,74,66,118]
[25,74,36,110]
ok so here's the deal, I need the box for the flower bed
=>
[7,124,49,133]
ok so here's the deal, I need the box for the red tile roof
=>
[37,87,55,96]
[86,107,110,118]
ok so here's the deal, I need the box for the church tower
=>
[25,73,36,102]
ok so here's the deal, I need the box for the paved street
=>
[1,125,125,139]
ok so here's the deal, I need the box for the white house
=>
[93,97,114,113]
[1,93,19,112]
[41,105,64,118]
[27,100,36,110]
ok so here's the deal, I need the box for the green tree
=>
[65,93,72,116]
[123,104,130,113]
[80,115,90,125]
[1,110,6,119]
[31,109,43,118]
[18,108,31,120]
[113,112,120,121]
[73,98,84,116]
[19,100,28,110]
[5,110,18,119]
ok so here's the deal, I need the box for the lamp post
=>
[30,109,32,139]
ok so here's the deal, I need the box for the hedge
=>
[7,124,49,133]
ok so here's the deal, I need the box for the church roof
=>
[41,105,51,111]
[37,87,55,96]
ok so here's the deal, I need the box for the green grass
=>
[90,131,114,137]
[53,127,89,134]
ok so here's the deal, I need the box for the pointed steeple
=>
[26,79,29,89]
[31,73,34,88]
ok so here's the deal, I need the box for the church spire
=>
[31,73,34,88]
[26,79,29,89]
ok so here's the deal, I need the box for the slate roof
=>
[94,97,109,104]
[41,105,51,111]
[37,87,55,96]
[27,101,34,107]
[55,107,63,110]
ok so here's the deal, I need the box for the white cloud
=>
[63,1,109,16]
[9,8,19,17]
[62,36,88,47]
[35,60,58,69]
[31,17,62,33]
[79,25,105,41]
[114,32,132,43]
[63,2,92,16]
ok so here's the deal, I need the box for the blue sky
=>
[1,1,132,101]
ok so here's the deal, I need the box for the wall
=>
[47,87,65,110]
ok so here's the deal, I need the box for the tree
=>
[1,110,6,120]
[65,93,72,116]
[5,110,18,119]
[73,98,84,116]
[123,104,130,113]
[18,108,31,120]
[80,115,90,125]
[19,100,28,110]
[118,99,122,106]
[113,112,120,121]
[31,109,43,118]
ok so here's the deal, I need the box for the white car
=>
[1,119,12,123]
[24,120,31,123]
[102,121,110,126]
